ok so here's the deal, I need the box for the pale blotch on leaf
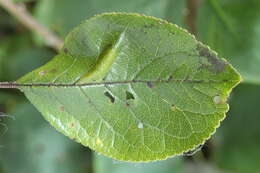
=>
[39,70,46,76]
[138,122,144,129]
[96,138,103,146]
[213,95,222,104]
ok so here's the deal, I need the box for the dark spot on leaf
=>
[64,48,69,54]
[126,91,135,100]
[144,24,154,28]
[49,69,57,73]
[182,144,204,156]
[169,31,175,35]
[104,91,115,103]
[70,123,75,128]
[146,82,154,88]
[171,105,176,111]
[197,44,227,73]
[168,75,173,81]
[126,103,130,107]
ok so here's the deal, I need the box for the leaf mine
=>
[197,43,227,73]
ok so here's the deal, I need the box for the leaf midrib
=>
[16,78,236,88]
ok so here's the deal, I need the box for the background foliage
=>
[0,0,259,173]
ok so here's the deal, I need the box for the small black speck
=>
[168,75,173,81]
[170,31,175,35]
[146,82,154,88]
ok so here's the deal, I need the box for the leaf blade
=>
[17,13,241,162]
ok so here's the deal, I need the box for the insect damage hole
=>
[138,122,144,129]
[126,91,135,100]
[104,91,115,103]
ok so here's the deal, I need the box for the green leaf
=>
[197,0,260,84]
[17,13,241,162]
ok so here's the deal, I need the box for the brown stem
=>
[0,0,63,51]
[186,0,200,35]
[0,82,20,89]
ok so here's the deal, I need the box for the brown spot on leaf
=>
[197,44,227,73]
[64,48,69,54]
[49,69,57,73]
[70,123,75,128]
[60,106,65,112]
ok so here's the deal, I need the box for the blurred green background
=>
[0,0,259,173]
